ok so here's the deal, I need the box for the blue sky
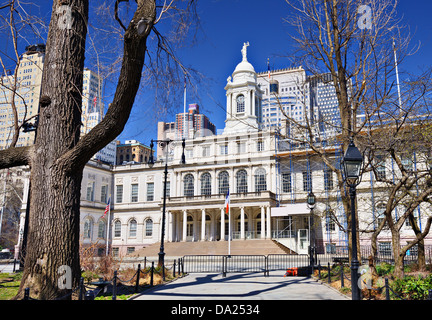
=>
[2,1,432,146]
[123,0,432,146]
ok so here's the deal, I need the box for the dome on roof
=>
[233,60,255,74]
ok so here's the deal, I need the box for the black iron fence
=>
[21,258,186,300]
[183,254,311,277]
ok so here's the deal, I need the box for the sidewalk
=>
[132,271,349,300]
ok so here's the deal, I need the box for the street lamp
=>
[148,138,186,270]
[342,138,363,300]
[307,191,316,270]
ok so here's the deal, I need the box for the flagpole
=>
[228,190,231,257]
[106,194,111,256]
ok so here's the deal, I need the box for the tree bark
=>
[13,0,89,300]
[11,0,157,300]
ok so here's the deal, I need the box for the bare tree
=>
[0,0,198,299]
[281,0,432,273]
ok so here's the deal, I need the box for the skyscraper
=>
[0,45,116,164]
[0,44,45,149]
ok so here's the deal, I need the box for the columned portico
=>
[167,200,275,244]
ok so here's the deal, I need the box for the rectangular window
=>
[220,144,228,155]
[101,185,108,203]
[147,182,154,201]
[324,169,333,191]
[112,247,119,258]
[131,183,138,202]
[302,171,312,192]
[257,140,264,152]
[116,185,123,203]
[282,172,292,193]
[186,148,193,158]
[164,181,170,198]
[202,146,210,157]
[375,155,386,180]
[86,182,95,201]
[237,142,245,153]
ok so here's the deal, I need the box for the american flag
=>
[103,196,110,218]
[267,58,270,80]
[224,190,230,212]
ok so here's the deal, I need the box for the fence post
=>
[135,264,141,293]
[340,265,344,288]
[79,277,84,300]
[182,257,185,275]
[23,287,30,300]
[173,260,176,277]
[385,278,390,300]
[318,261,321,279]
[112,270,117,301]
[150,261,154,287]
[328,262,331,284]
[85,290,95,300]
[222,256,226,278]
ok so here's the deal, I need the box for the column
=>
[261,206,266,239]
[182,209,187,242]
[266,206,271,239]
[240,206,245,240]
[220,208,225,241]
[201,208,206,241]
[167,211,173,242]
[252,90,256,116]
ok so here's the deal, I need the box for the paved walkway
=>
[132,271,349,300]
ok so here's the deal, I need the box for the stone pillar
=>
[261,206,266,239]
[220,208,225,241]
[201,208,206,241]
[240,206,245,240]
[182,209,187,242]
[266,206,271,239]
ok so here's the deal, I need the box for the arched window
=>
[200,172,212,195]
[218,171,229,194]
[98,220,106,238]
[254,168,267,192]
[236,169,248,193]
[236,94,245,113]
[184,174,194,197]
[114,220,121,238]
[129,219,137,238]
[145,219,153,237]
[83,218,92,239]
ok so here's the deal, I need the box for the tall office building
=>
[0,44,45,149]
[0,45,116,164]
[157,103,216,159]
[257,67,340,144]
[307,73,341,139]
[257,67,310,131]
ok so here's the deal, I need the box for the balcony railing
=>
[167,191,276,204]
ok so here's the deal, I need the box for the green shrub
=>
[376,263,394,276]
[390,275,432,300]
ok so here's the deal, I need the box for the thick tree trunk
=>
[14,0,89,300]
[11,0,157,300]
[391,233,405,279]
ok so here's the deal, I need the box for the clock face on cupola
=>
[224,42,263,134]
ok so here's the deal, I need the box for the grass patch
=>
[0,272,22,300]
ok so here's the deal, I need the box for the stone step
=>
[130,239,290,258]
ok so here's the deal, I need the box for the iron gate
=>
[182,254,311,276]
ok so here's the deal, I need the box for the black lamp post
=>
[148,138,186,269]
[342,138,363,300]
[307,191,316,269]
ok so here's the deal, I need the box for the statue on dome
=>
[241,42,250,61]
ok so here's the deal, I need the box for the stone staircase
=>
[130,239,293,258]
